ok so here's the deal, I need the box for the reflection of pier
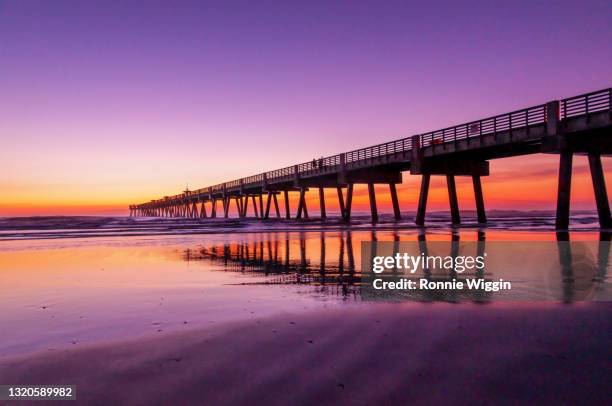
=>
[182,231,519,303]
[555,231,611,302]
[185,232,361,299]
[133,88,612,230]
[183,230,611,303]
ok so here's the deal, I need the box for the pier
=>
[130,88,612,230]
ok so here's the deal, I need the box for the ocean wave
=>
[0,211,602,241]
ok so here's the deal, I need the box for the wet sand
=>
[1,303,610,405]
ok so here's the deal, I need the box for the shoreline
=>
[1,215,608,243]
[1,303,609,405]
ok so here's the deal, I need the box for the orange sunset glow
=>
[2,154,609,216]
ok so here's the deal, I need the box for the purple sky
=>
[0,0,610,214]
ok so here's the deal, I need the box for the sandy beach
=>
[1,303,609,405]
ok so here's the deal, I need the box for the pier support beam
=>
[237,196,244,218]
[296,188,309,219]
[211,199,217,218]
[447,175,460,225]
[472,175,486,224]
[319,188,326,219]
[555,152,573,230]
[588,153,612,228]
[303,194,309,218]
[241,195,248,217]
[296,188,305,219]
[283,191,291,219]
[273,194,281,218]
[264,192,272,219]
[368,183,378,223]
[345,184,354,221]
[337,186,345,220]
[251,195,258,218]
[200,200,208,218]
[389,183,401,220]
[223,197,230,218]
[416,174,430,226]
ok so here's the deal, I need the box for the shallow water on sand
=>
[0,214,610,357]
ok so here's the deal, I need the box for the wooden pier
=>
[131,88,612,230]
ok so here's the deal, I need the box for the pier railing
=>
[561,88,611,119]
[419,104,547,148]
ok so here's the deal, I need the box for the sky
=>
[0,0,610,216]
